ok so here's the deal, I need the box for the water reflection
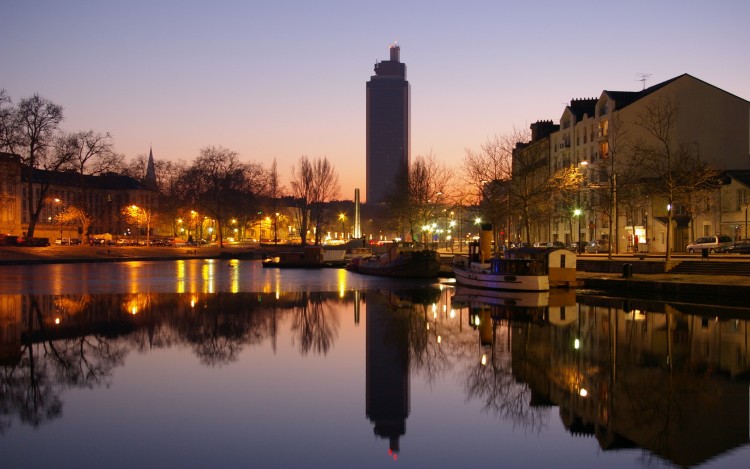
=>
[0,281,749,467]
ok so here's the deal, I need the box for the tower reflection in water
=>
[2,285,750,467]
[365,290,410,460]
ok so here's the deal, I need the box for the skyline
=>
[3,1,750,201]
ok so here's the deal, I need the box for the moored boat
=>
[354,242,441,278]
[451,285,577,323]
[262,245,347,268]
[452,241,577,291]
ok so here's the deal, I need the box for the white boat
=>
[452,242,577,291]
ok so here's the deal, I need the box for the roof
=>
[567,98,597,122]
[29,167,150,191]
[603,73,750,112]
[723,170,750,188]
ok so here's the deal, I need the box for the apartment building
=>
[541,74,750,253]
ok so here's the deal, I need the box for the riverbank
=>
[3,245,750,297]
[0,244,258,264]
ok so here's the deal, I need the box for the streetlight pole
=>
[574,209,582,254]
[55,198,63,244]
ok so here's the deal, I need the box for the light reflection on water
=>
[0,260,749,468]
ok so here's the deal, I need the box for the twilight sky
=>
[2,1,749,201]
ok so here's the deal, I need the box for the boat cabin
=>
[467,243,577,287]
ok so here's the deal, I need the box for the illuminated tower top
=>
[373,42,406,79]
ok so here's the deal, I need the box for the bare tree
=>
[290,156,314,245]
[58,205,93,244]
[5,94,66,239]
[0,89,14,151]
[409,152,451,242]
[548,165,584,247]
[634,96,723,261]
[289,156,340,245]
[61,130,121,175]
[509,133,552,245]
[464,135,513,248]
[56,130,122,242]
[310,157,341,245]
[121,204,155,245]
[179,146,256,248]
[156,159,189,236]
[266,158,285,243]
[464,129,553,249]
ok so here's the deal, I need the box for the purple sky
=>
[3,1,749,201]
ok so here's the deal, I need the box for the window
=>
[737,188,747,211]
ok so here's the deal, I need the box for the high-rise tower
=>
[366,43,410,204]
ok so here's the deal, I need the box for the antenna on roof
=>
[636,73,652,90]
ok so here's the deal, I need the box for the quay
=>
[3,245,750,300]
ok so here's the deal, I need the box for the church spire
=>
[145,147,157,189]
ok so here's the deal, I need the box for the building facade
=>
[0,152,158,243]
[538,74,750,253]
[366,43,410,205]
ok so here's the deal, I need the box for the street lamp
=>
[574,208,582,253]
[339,213,346,240]
[274,212,279,244]
[54,198,63,244]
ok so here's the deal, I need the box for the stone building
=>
[0,152,157,243]
[526,74,750,253]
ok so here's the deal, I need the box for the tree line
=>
[2,90,722,257]
[0,91,341,247]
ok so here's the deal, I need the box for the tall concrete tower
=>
[366,43,410,204]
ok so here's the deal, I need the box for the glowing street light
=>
[574,208,582,253]
[54,198,64,244]
[339,213,346,239]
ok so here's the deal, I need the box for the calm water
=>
[0,259,749,468]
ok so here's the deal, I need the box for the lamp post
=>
[666,202,672,261]
[274,212,279,244]
[130,205,140,246]
[574,208,582,254]
[54,198,63,244]
[339,213,346,240]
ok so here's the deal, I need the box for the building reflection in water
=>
[1,285,749,466]
[365,290,410,460]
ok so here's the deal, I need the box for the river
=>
[0,259,748,468]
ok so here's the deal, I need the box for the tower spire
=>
[145,146,157,189]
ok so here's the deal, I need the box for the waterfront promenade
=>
[2,244,750,298]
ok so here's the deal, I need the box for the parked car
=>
[533,241,566,249]
[584,239,610,253]
[55,237,80,245]
[724,238,750,254]
[685,235,732,253]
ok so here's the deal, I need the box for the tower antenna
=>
[635,73,652,90]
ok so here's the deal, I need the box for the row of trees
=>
[1,91,121,239]
[0,91,343,247]
[3,90,722,257]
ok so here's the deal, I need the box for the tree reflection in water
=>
[1,287,750,468]
[291,292,339,356]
